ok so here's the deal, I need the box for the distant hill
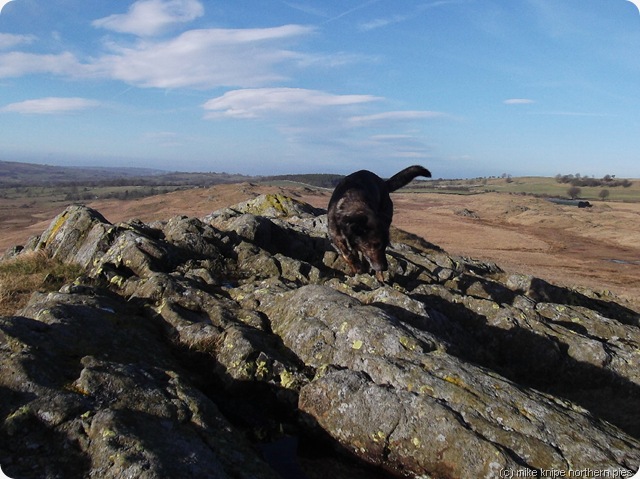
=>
[261,173,343,188]
[0,160,348,189]
[0,160,251,187]
[0,160,165,186]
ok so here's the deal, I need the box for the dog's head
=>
[345,213,389,272]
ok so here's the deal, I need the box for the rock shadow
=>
[400,293,640,439]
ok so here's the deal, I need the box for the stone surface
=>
[1,195,639,478]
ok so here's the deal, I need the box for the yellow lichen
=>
[419,384,434,395]
[255,360,270,379]
[108,275,126,288]
[399,336,418,351]
[352,339,363,350]
[39,211,70,248]
[279,370,297,389]
[442,375,466,388]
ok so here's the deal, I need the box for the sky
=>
[1,0,640,178]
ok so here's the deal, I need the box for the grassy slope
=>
[0,252,83,315]
[407,176,640,202]
[485,177,640,201]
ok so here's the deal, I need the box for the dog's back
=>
[327,165,431,279]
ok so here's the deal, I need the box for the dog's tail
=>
[386,165,431,192]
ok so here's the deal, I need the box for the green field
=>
[408,176,640,202]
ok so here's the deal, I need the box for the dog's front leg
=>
[332,235,364,275]
[342,250,365,275]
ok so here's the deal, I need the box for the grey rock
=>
[2,194,639,479]
[273,286,638,476]
[1,288,280,479]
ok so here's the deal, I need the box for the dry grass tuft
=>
[0,251,83,316]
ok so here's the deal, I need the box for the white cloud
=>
[0,33,36,49]
[0,51,88,78]
[202,87,381,119]
[92,25,315,89]
[348,110,446,125]
[359,14,409,32]
[530,110,609,117]
[503,98,535,105]
[0,24,317,89]
[93,0,205,37]
[202,89,440,165]
[358,1,463,31]
[366,133,432,159]
[1,97,100,114]
[323,0,383,25]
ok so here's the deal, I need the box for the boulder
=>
[0,288,280,479]
[1,194,639,478]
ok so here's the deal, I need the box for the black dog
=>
[327,165,431,281]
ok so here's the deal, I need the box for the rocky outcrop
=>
[1,195,639,479]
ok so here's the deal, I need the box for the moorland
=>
[1,160,639,309]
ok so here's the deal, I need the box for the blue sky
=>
[1,0,639,178]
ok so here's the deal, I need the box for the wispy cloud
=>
[0,1,360,91]
[0,24,317,89]
[279,1,328,18]
[1,97,100,114]
[0,33,36,49]
[359,15,409,31]
[530,110,610,117]
[92,25,314,89]
[93,0,205,37]
[367,134,432,159]
[0,51,87,78]
[203,88,442,166]
[358,1,465,31]
[323,0,382,25]
[202,87,381,119]
[503,98,535,105]
[348,110,447,125]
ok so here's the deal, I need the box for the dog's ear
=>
[346,214,369,236]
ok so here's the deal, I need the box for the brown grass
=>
[0,251,83,316]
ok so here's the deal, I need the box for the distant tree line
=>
[64,187,175,201]
[555,173,632,188]
[263,174,344,188]
[0,169,253,189]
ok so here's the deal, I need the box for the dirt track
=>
[2,184,638,309]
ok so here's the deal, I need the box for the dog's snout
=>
[367,252,388,272]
